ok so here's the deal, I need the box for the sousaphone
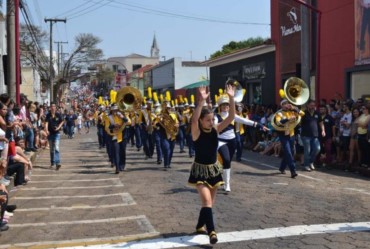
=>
[271,77,309,131]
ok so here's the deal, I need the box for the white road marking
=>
[13,192,129,200]
[272,182,289,185]
[16,202,136,212]
[19,184,123,191]
[61,221,370,249]
[344,188,370,195]
[9,215,150,228]
[29,178,120,183]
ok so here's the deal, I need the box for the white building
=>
[151,57,208,92]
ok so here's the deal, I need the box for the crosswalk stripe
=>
[9,215,151,228]
[29,178,120,183]
[13,192,129,199]
[16,202,137,212]
[19,184,123,190]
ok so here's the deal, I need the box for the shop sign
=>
[280,7,302,37]
[243,62,266,80]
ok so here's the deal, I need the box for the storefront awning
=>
[180,80,209,89]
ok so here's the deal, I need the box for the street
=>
[1,126,370,249]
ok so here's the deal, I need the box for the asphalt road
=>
[1,126,370,249]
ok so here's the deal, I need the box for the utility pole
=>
[301,1,310,96]
[44,18,66,103]
[54,41,68,74]
[6,0,20,104]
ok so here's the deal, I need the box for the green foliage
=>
[210,37,266,59]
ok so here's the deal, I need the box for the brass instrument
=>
[158,102,179,140]
[116,86,143,111]
[271,77,309,132]
[284,77,309,106]
[226,79,244,103]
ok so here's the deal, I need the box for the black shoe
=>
[291,173,298,178]
[56,164,61,171]
[0,224,9,232]
[157,160,162,165]
[179,150,185,153]
[6,204,17,213]
[137,148,140,151]
[189,155,194,158]
[30,148,38,152]
[115,171,119,174]
[279,169,286,174]
[209,231,218,244]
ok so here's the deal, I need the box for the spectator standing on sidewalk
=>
[301,100,325,171]
[188,85,235,245]
[357,104,370,167]
[318,105,335,167]
[338,103,352,164]
[45,102,64,170]
[348,108,361,170]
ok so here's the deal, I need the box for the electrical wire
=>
[110,0,270,25]
[67,0,113,20]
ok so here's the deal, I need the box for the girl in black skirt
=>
[188,85,235,244]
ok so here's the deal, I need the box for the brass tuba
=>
[284,77,310,106]
[226,79,244,103]
[116,86,143,111]
[158,102,178,140]
[271,77,309,132]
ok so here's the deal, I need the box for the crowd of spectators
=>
[241,97,370,172]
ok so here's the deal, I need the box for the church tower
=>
[150,34,160,58]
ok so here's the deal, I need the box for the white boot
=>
[223,169,231,192]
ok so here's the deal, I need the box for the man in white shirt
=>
[338,103,352,164]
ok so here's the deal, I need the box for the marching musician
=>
[184,99,195,158]
[157,101,179,170]
[139,99,155,159]
[152,93,163,165]
[176,101,187,153]
[275,99,305,178]
[104,104,131,174]
[215,81,268,192]
[96,105,106,149]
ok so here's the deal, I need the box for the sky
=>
[20,0,271,61]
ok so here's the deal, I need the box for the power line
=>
[67,0,113,20]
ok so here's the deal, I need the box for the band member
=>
[132,110,142,151]
[184,100,195,158]
[153,100,163,164]
[139,100,155,159]
[235,103,246,162]
[188,85,235,245]
[176,103,186,153]
[215,94,268,192]
[275,99,305,178]
[104,104,130,173]
[157,101,179,169]
[96,106,106,148]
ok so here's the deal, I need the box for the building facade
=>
[0,11,6,93]
[271,0,370,102]
[150,57,208,99]
[206,44,276,106]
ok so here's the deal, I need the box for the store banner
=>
[279,0,303,74]
[355,0,370,65]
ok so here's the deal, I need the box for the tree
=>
[20,24,50,86]
[210,37,267,59]
[56,33,103,101]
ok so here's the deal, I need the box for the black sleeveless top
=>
[194,127,218,164]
